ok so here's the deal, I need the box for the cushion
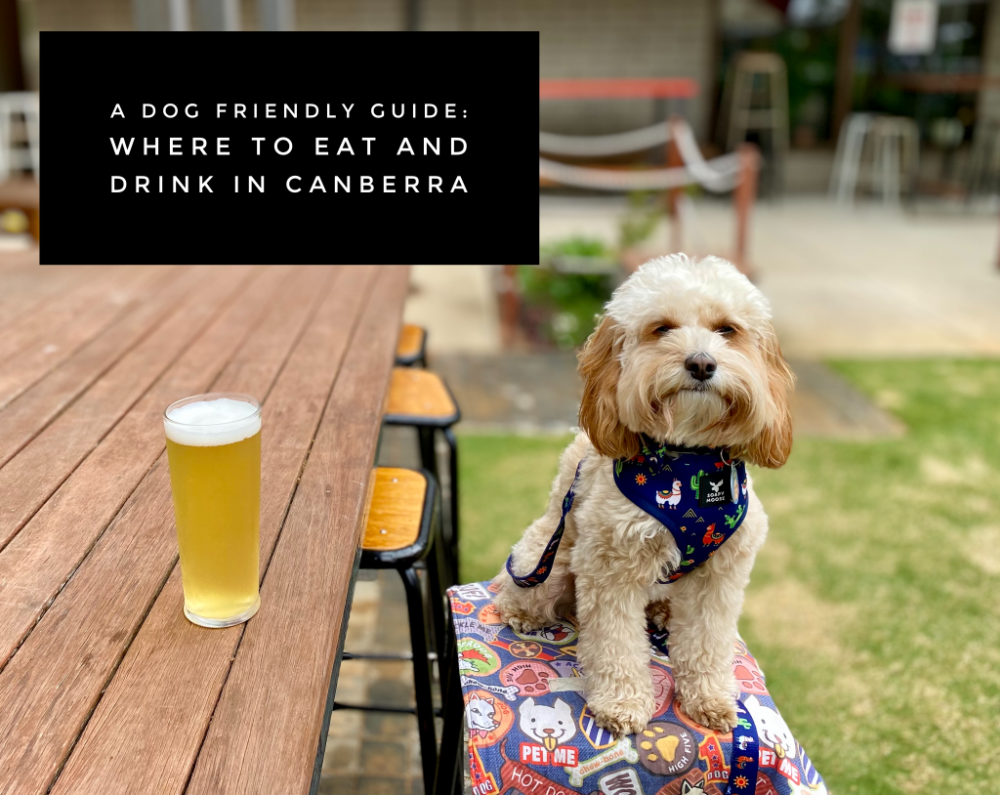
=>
[448,582,827,795]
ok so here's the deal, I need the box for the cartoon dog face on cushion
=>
[518,697,577,751]
[744,695,796,759]
[466,693,500,733]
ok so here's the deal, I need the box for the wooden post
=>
[733,143,759,279]
[666,116,684,253]
[832,0,862,141]
[499,264,520,349]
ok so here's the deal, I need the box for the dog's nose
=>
[685,353,717,381]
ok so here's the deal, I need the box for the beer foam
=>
[164,397,261,447]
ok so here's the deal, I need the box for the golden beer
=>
[164,393,261,628]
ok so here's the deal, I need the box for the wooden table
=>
[0,254,410,795]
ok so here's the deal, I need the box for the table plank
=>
[0,265,147,366]
[0,266,330,795]
[0,266,258,549]
[0,265,181,417]
[0,266,210,468]
[0,256,98,332]
[186,265,409,795]
[0,265,299,670]
[52,266,382,795]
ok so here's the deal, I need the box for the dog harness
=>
[505,436,749,588]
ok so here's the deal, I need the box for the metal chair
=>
[830,113,920,206]
[0,92,40,181]
[332,467,448,795]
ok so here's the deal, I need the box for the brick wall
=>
[31,0,718,136]
[424,0,718,138]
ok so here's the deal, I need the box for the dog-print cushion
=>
[449,582,827,795]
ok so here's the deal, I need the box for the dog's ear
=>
[578,316,641,460]
[743,322,794,468]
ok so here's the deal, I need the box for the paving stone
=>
[364,710,415,738]
[358,777,416,795]
[361,741,411,775]
[319,775,358,794]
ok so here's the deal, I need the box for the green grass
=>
[457,359,1000,795]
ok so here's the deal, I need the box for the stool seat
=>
[445,582,827,795]
[395,323,427,367]
[385,367,460,426]
[362,467,428,558]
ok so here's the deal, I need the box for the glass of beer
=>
[163,392,262,628]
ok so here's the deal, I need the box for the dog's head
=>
[578,254,794,467]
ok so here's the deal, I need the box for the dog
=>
[493,254,793,737]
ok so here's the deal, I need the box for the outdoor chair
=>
[395,323,428,367]
[384,367,462,586]
[332,467,449,795]
[436,582,828,795]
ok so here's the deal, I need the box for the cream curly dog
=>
[493,254,793,737]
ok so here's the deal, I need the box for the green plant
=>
[618,191,663,251]
[518,236,616,349]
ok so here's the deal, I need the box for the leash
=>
[505,460,584,588]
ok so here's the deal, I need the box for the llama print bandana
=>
[613,438,749,583]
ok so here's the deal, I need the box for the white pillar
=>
[133,0,190,31]
[257,0,294,31]
[193,0,240,30]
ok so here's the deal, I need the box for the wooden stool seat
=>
[395,323,427,367]
[385,367,459,425]
[362,468,427,554]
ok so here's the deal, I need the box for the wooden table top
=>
[0,253,410,795]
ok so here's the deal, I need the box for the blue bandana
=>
[614,437,749,583]
[506,438,749,588]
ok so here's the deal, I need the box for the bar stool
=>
[384,367,461,585]
[395,323,428,367]
[720,52,789,193]
[333,467,447,795]
[829,113,920,206]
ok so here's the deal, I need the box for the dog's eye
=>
[715,325,736,335]
[654,325,674,336]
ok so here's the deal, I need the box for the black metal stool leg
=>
[425,498,449,664]
[402,566,438,795]
[443,426,460,584]
[434,600,465,795]
[418,426,438,481]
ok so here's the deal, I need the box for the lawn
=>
[457,358,1000,795]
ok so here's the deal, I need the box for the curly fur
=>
[493,254,794,737]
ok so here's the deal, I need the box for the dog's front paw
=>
[587,691,654,738]
[677,691,738,734]
[493,592,547,634]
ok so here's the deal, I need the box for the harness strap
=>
[505,460,584,588]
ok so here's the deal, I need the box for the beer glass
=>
[164,392,262,628]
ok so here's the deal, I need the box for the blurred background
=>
[2,2,1000,793]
